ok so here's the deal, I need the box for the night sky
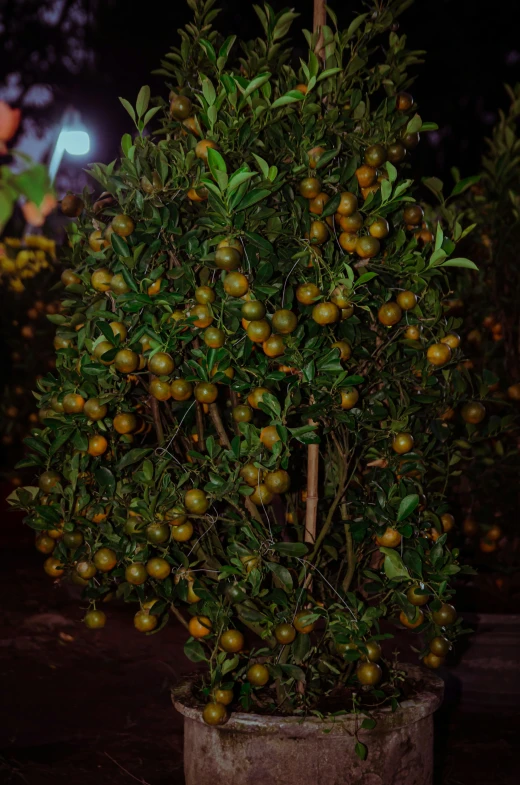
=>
[2,0,520,188]
[88,0,520,181]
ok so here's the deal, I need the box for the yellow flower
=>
[1,258,17,273]
[9,278,24,292]
[15,250,34,269]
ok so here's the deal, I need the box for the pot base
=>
[173,665,443,785]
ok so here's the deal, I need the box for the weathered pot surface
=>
[173,664,443,785]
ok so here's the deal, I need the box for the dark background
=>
[1,0,520,188]
[72,0,520,181]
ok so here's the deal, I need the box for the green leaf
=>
[403,549,423,578]
[222,655,239,675]
[116,448,153,471]
[266,562,293,590]
[142,106,161,128]
[406,114,422,134]
[49,428,74,456]
[119,97,136,123]
[271,91,305,109]
[252,153,270,179]
[236,188,271,211]
[199,39,217,64]
[136,85,150,118]
[13,164,49,206]
[440,258,478,270]
[346,13,368,40]
[24,437,48,458]
[202,77,216,106]
[361,718,377,730]
[72,430,88,451]
[241,72,271,100]
[379,548,410,580]
[227,170,256,195]
[95,467,116,497]
[450,174,481,197]
[273,542,308,557]
[280,664,306,682]
[317,67,342,81]
[321,193,341,218]
[397,494,420,521]
[207,151,228,191]
[184,639,207,663]
[355,741,368,761]
[111,233,130,258]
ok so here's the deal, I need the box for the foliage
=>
[439,86,520,579]
[0,251,58,474]
[0,101,56,232]
[10,0,479,722]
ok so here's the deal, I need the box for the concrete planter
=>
[173,664,443,785]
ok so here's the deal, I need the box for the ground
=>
[0,490,517,785]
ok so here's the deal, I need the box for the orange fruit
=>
[340,389,359,410]
[188,615,212,638]
[375,527,401,548]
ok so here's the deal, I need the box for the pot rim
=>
[172,663,443,736]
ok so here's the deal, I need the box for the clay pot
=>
[173,664,443,785]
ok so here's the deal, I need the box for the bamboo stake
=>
[304,0,327,547]
[313,0,326,60]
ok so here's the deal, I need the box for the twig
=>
[209,402,268,529]
[209,402,231,447]
[149,383,164,446]
[193,337,206,451]
[341,501,356,593]
[170,604,190,631]
[104,752,151,785]
[195,403,206,452]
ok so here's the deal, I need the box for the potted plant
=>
[428,86,520,709]
[9,1,478,782]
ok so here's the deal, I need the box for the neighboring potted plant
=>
[9,1,479,782]
[425,87,520,709]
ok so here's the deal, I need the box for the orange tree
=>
[9,0,478,724]
[430,86,520,579]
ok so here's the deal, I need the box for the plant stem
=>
[192,337,206,451]
[149,384,165,445]
[209,402,231,447]
[170,604,190,631]
[308,438,347,562]
[341,501,356,593]
[208,402,265,527]
[275,644,291,712]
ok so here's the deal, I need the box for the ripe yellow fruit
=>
[426,343,452,367]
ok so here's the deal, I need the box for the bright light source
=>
[49,118,91,183]
[59,129,90,156]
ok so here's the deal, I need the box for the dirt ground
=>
[0,495,517,785]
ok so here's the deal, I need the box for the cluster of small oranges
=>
[0,235,56,292]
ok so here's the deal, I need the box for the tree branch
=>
[341,501,356,593]
[149,384,165,446]
[170,604,190,631]
[209,402,231,447]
